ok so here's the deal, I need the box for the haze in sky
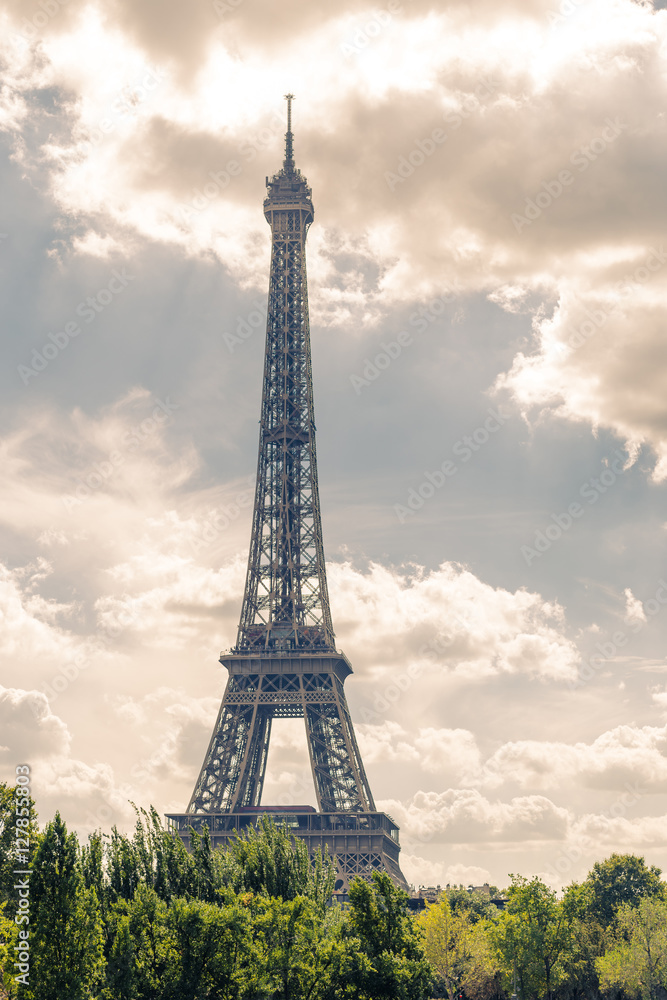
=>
[1,0,667,889]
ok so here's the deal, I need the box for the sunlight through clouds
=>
[2,0,667,889]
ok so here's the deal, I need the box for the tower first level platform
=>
[165,808,408,895]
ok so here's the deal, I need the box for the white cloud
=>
[0,687,70,761]
[4,0,667,496]
[0,561,85,667]
[383,788,571,845]
[400,854,493,889]
[357,721,420,764]
[572,810,667,850]
[358,724,483,784]
[652,687,667,716]
[329,560,580,682]
[0,685,136,831]
[3,0,665,329]
[497,272,667,481]
[624,587,647,625]
[482,725,667,792]
[359,720,667,800]
[2,0,667,885]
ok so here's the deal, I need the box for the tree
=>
[418,897,501,1000]
[107,824,142,905]
[418,895,475,998]
[346,871,432,1000]
[0,782,38,919]
[28,814,105,1000]
[596,897,667,1000]
[128,806,195,902]
[81,830,108,922]
[189,824,217,903]
[220,816,335,906]
[167,895,251,999]
[0,901,18,999]
[490,875,570,1000]
[250,894,366,1000]
[560,879,608,1000]
[125,883,176,999]
[105,806,197,910]
[446,886,500,924]
[465,920,503,1000]
[584,854,665,927]
[100,906,136,1000]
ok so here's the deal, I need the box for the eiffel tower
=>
[167,96,408,893]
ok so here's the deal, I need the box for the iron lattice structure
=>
[170,97,407,892]
[237,96,334,656]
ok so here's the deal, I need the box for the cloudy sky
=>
[2,0,667,892]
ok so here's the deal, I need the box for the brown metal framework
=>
[237,101,334,655]
[187,652,375,814]
[178,97,407,891]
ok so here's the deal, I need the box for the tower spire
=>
[284,92,295,171]
[239,109,331,655]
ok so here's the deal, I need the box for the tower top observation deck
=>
[264,94,313,223]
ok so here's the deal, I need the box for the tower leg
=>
[304,696,375,813]
[187,693,272,813]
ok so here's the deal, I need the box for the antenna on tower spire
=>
[284,93,295,170]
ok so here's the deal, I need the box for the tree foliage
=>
[1,800,667,1000]
[26,812,105,1000]
[219,814,335,907]
[0,783,38,921]
[490,875,570,1000]
[346,871,432,1000]
[418,894,500,1000]
[596,897,667,1000]
[445,886,500,924]
[582,853,665,928]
